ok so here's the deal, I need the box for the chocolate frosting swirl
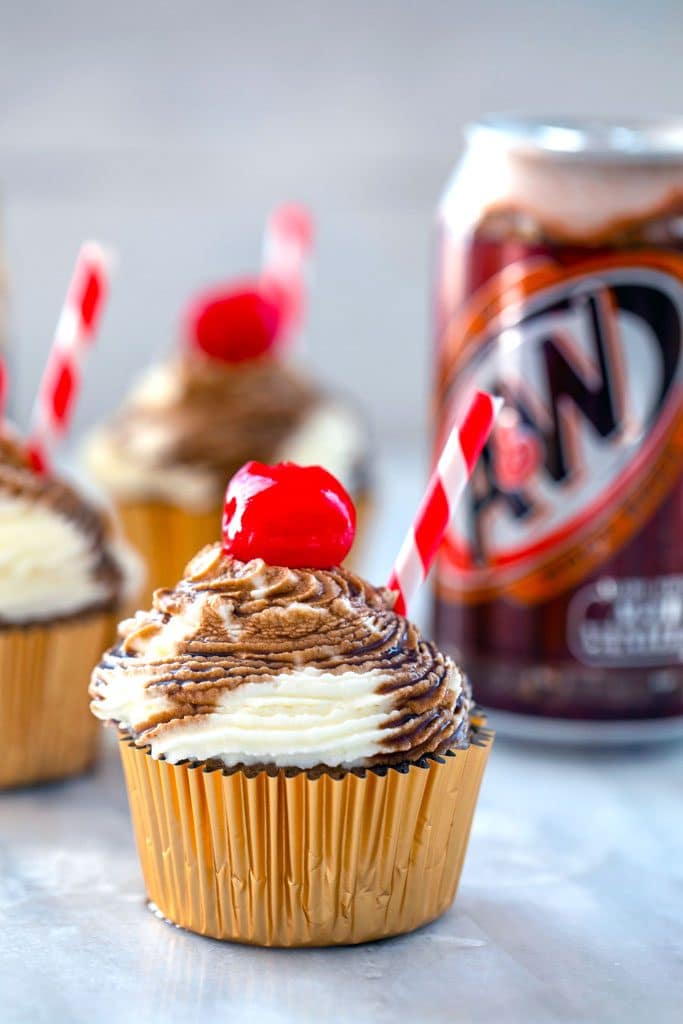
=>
[106,354,319,485]
[0,432,33,471]
[91,544,470,768]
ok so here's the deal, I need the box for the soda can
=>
[434,116,683,741]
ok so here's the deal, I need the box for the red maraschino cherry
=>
[183,205,312,363]
[222,461,356,568]
[184,282,284,364]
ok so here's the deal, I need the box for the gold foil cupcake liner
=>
[0,612,114,788]
[118,492,373,597]
[119,729,492,947]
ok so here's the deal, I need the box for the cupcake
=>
[90,461,491,947]
[0,426,139,787]
[85,208,371,595]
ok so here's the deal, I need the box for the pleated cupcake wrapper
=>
[119,729,492,947]
[0,613,115,788]
[117,493,373,599]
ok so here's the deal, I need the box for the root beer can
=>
[434,117,683,740]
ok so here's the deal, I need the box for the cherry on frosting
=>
[184,281,283,364]
[222,461,356,568]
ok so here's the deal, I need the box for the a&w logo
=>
[438,255,683,603]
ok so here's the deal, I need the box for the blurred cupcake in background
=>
[0,244,140,787]
[85,206,372,595]
[0,427,138,787]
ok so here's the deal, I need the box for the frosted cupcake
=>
[85,209,371,594]
[90,461,491,946]
[0,427,138,787]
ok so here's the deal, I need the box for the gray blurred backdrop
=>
[2,0,683,446]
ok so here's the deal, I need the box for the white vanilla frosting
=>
[94,665,399,768]
[85,429,218,510]
[0,432,141,624]
[276,399,368,495]
[0,495,117,622]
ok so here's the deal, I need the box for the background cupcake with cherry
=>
[90,392,498,947]
[86,205,372,595]
[0,244,140,787]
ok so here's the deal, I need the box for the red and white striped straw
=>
[27,242,112,473]
[261,204,313,341]
[387,390,502,616]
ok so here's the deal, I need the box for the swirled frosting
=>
[90,544,470,769]
[86,355,369,509]
[0,430,139,624]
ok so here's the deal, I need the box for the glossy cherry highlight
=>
[222,461,356,568]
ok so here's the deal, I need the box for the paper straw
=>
[261,204,313,341]
[387,390,502,616]
[26,242,111,472]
